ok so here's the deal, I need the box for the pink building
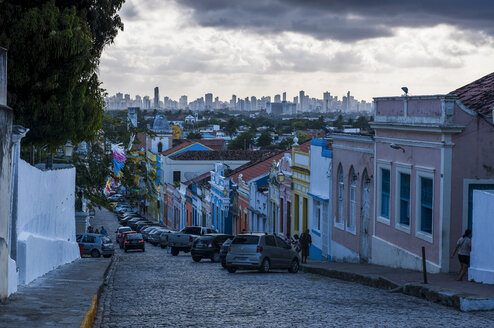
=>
[371,73,494,273]
[331,134,374,263]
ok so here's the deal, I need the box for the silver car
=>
[225,233,299,273]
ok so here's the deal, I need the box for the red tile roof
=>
[169,150,276,161]
[298,139,312,153]
[450,72,494,115]
[228,149,290,183]
[131,133,147,151]
[189,139,225,151]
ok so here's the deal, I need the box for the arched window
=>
[337,165,344,224]
[157,142,163,153]
[348,167,357,232]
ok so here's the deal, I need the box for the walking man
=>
[299,229,312,264]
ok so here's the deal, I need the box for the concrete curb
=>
[301,264,494,312]
[79,256,115,328]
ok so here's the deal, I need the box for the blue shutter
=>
[381,169,390,218]
[420,177,433,233]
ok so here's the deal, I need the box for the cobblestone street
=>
[94,211,494,328]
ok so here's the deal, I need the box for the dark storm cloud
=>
[177,0,494,42]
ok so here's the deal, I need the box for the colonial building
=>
[291,139,311,235]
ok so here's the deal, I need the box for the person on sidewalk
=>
[451,229,472,281]
[100,226,107,236]
[299,229,312,264]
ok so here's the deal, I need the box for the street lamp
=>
[277,171,285,183]
[64,141,74,158]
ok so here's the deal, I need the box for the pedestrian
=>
[299,229,312,264]
[451,229,472,281]
[94,228,100,234]
[292,234,301,253]
[87,226,93,233]
[100,226,107,236]
[285,233,291,244]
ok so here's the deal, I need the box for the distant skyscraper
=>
[179,95,188,109]
[205,93,213,110]
[299,90,305,111]
[154,87,159,109]
[143,96,151,109]
[347,91,351,111]
[293,96,298,105]
[231,95,237,110]
[282,92,286,102]
[274,94,281,103]
[135,95,142,108]
[323,91,331,112]
[251,96,257,111]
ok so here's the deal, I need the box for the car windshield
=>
[182,227,201,235]
[118,227,131,233]
[127,234,143,240]
[198,236,214,243]
[102,237,111,243]
[232,236,259,245]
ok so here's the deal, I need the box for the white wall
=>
[469,190,494,284]
[16,160,79,285]
[163,158,249,184]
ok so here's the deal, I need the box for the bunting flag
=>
[104,177,112,196]
[111,143,127,177]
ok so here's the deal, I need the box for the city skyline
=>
[100,0,494,102]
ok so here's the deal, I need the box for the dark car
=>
[123,217,144,227]
[148,228,166,246]
[116,226,132,244]
[129,219,149,231]
[119,230,137,248]
[123,233,145,252]
[191,234,233,262]
[219,238,233,268]
[135,221,154,232]
[77,233,114,258]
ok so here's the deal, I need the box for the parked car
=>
[124,217,144,227]
[119,230,137,248]
[191,234,233,262]
[123,233,145,252]
[168,226,217,256]
[119,213,140,224]
[159,230,176,249]
[142,227,158,241]
[225,233,299,274]
[116,226,132,244]
[219,238,233,268]
[135,221,154,232]
[148,228,166,246]
[77,233,114,258]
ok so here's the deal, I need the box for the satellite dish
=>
[401,87,408,95]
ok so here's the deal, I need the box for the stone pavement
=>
[0,208,117,328]
[301,260,494,311]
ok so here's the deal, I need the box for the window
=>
[173,171,181,184]
[337,166,344,224]
[380,168,390,219]
[399,173,410,226]
[82,235,96,243]
[157,142,163,153]
[314,200,321,230]
[275,236,290,248]
[348,168,357,232]
[264,235,276,246]
[420,177,433,234]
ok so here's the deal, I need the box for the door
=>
[275,236,292,267]
[360,174,370,262]
[264,235,279,268]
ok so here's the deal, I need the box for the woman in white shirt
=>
[451,229,472,281]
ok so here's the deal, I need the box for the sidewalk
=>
[0,208,117,327]
[301,260,494,312]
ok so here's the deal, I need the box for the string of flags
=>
[104,144,127,196]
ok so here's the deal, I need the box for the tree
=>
[333,115,344,130]
[228,131,254,150]
[186,131,202,139]
[256,130,272,149]
[223,118,238,137]
[0,0,124,151]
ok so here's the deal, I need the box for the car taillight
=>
[256,246,263,253]
[208,242,213,248]
[189,236,193,242]
[140,240,144,243]
[124,240,128,243]
[227,246,231,253]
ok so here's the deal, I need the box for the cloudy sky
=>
[99,0,494,103]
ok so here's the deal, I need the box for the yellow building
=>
[291,140,311,235]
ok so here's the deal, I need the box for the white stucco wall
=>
[16,160,79,285]
[469,190,494,284]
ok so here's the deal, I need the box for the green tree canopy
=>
[228,131,254,150]
[256,130,272,149]
[186,131,202,139]
[0,0,124,151]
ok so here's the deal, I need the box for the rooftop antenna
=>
[401,87,409,96]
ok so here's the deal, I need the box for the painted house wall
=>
[450,103,494,272]
[249,181,268,232]
[308,139,332,261]
[331,135,373,263]
[292,145,310,235]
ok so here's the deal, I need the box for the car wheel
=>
[103,254,112,258]
[192,256,202,262]
[124,248,128,253]
[142,247,145,252]
[259,258,270,273]
[221,260,227,269]
[160,244,165,249]
[288,258,299,273]
[91,249,100,258]
[227,266,237,273]
[212,252,220,263]
[171,247,179,256]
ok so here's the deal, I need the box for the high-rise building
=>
[323,91,331,112]
[143,96,151,109]
[135,95,142,108]
[179,95,188,109]
[274,94,281,103]
[250,96,257,111]
[299,90,305,111]
[230,95,237,110]
[154,87,159,109]
[282,92,286,102]
[205,93,213,110]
